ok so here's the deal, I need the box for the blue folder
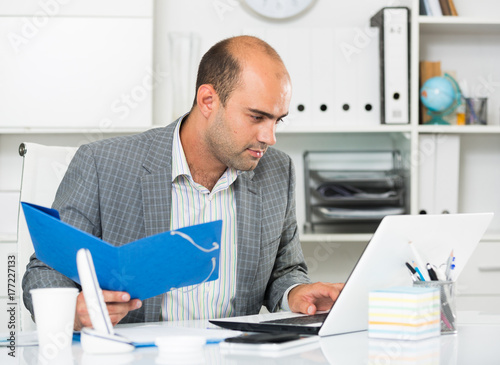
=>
[21,202,221,300]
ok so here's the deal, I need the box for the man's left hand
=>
[288,282,344,315]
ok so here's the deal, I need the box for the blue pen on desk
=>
[131,338,224,348]
[413,265,425,281]
[206,338,225,345]
[133,342,156,348]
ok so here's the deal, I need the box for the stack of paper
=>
[368,287,440,340]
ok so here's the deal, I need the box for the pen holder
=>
[414,281,456,334]
[465,97,487,125]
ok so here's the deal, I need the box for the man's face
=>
[204,59,291,172]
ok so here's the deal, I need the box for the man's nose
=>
[257,119,277,146]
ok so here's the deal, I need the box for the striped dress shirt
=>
[162,120,239,320]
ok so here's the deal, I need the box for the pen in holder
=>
[413,281,456,334]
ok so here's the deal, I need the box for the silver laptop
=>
[210,213,494,336]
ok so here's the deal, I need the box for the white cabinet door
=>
[458,241,500,296]
[0,17,153,128]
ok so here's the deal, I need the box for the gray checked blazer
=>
[22,117,311,324]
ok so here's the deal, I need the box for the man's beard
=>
[204,109,267,171]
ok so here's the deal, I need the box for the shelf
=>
[419,16,500,25]
[300,232,500,244]
[482,232,500,242]
[417,125,500,134]
[277,125,413,134]
[0,234,17,243]
[0,126,154,135]
[419,16,500,34]
[301,233,372,243]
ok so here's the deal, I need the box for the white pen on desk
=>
[449,257,456,281]
[445,250,454,281]
[432,264,446,281]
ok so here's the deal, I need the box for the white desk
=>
[3,311,500,364]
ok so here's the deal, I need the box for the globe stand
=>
[424,113,450,125]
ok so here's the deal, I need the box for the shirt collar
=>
[171,116,191,181]
[171,115,241,187]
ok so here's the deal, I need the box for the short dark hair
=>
[192,38,240,108]
[192,36,284,108]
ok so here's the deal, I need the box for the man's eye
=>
[252,115,263,121]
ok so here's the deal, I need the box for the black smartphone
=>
[220,333,319,354]
[224,332,300,344]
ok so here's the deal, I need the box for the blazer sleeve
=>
[263,156,311,312]
[22,145,100,316]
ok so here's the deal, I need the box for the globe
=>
[420,74,462,125]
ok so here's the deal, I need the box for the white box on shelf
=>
[0,17,153,129]
[0,0,152,17]
[418,134,460,214]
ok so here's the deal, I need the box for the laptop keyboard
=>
[260,313,328,326]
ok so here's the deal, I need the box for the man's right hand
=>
[74,290,142,331]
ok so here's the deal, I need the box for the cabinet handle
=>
[478,266,500,272]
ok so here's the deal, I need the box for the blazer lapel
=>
[141,123,177,237]
[138,122,178,322]
[233,170,262,315]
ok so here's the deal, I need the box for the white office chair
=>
[17,142,78,331]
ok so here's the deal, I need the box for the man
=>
[23,36,343,330]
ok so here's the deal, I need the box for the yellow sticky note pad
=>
[368,287,440,340]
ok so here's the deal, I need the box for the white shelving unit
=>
[297,1,500,242]
[288,1,500,304]
[411,0,500,306]
[419,16,500,33]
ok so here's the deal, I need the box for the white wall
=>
[153,0,411,126]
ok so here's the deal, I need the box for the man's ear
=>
[196,84,219,119]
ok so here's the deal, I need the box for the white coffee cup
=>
[30,287,79,358]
